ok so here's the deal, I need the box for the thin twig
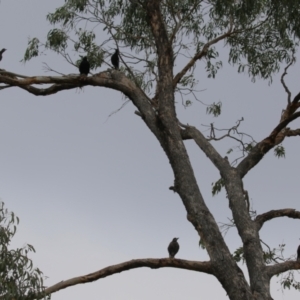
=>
[280,55,295,104]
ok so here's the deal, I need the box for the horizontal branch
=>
[286,128,300,137]
[18,83,80,96]
[255,209,300,230]
[266,261,300,278]
[44,258,212,297]
[0,69,147,101]
[0,69,167,142]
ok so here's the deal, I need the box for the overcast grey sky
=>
[1,1,300,299]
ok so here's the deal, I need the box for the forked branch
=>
[237,110,300,178]
[180,125,230,172]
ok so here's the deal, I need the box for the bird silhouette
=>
[111,49,119,70]
[0,48,6,61]
[79,56,90,75]
[168,238,179,258]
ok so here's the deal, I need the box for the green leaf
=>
[22,38,40,62]
[211,178,225,196]
[206,102,222,117]
[274,145,286,158]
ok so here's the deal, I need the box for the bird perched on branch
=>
[168,238,179,258]
[297,245,300,261]
[79,56,90,76]
[111,49,119,70]
[0,48,6,61]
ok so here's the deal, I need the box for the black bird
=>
[0,48,6,61]
[79,56,90,75]
[111,49,119,70]
[168,238,179,258]
[297,245,300,261]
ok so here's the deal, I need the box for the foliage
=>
[274,145,286,158]
[211,178,225,196]
[23,38,40,62]
[0,202,48,300]
[23,0,300,96]
[199,238,206,250]
[280,271,300,291]
[206,102,222,117]
[233,243,288,265]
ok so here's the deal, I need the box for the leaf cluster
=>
[22,0,300,97]
[232,243,286,264]
[0,202,48,300]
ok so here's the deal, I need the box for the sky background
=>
[0,1,300,299]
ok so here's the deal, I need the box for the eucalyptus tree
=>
[1,1,300,299]
[0,202,47,300]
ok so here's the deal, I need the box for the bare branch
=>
[205,118,255,148]
[255,209,300,231]
[0,70,166,146]
[267,261,300,278]
[0,72,83,86]
[292,92,300,104]
[286,128,300,137]
[42,62,66,76]
[180,125,230,172]
[173,20,234,89]
[280,57,295,104]
[183,119,256,167]
[0,85,12,91]
[17,83,80,96]
[237,111,300,177]
[0,69,30,79]
[271,112,300,137]
[44,258,212,297]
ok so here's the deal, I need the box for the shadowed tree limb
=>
[272,112,300,135]
[17,83,81,96]
[286,128,300,137]
[237,111,300,178]
[280,57,295,104]
[180,125,230,173]
[0,85,12,91]
[172,21,234,89]
[44,258,213,297]
[266,261,300,278]
[255,209,300,231]
[292,92,300,104]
